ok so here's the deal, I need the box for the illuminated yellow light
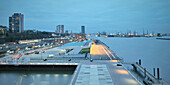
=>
[116,69,129,75]
[63,74,68,77]
[54,74,59,77]
[109,60,118,62]
[90,44,108,55]
[124,79,138,84]
[113,64,117,66]
[7,50,10,52]
[37,74,41,77]
[16,17,19,20]
[45,74,50,77]
[34,46,38,48]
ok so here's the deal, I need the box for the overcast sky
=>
[0,0,170,33]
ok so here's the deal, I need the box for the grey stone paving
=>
[75,64,114,85]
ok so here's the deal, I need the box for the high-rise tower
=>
[9,13,24,33]
[81,26,85,34]
[56,25,64,33]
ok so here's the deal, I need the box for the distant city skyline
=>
[0,0,170,33]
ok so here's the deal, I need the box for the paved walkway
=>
[70,42,139,85]
[70,60,139,85]
[75,64,113,85]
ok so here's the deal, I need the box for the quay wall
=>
[0,64,77,71]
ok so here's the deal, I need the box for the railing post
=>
[139,59,141,65]
[153,68,155,77]
[136,62,138,64]
[157,68,160,80]
[144,68,146,78]
[132,64,137,72]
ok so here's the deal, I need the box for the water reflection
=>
[0,71,73,85]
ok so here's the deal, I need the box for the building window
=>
[16,17,19,20]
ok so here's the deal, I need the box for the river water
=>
[98,37,170,83]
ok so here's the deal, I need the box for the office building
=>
[81,26,85,34]
[9,13,24,33]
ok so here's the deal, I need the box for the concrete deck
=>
[69,41,139,85]
[75,64,113,85]
[70,60,139,85]
[1,40,159,85]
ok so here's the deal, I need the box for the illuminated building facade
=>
[9,13,24,33]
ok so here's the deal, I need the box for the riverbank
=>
[156,37,170,40]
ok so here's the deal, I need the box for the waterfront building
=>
[81,26,85,34]
[56,25,64,33]
[9,13,24,33]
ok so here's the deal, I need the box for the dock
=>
[0,40,169,85]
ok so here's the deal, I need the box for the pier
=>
[0,40,169,85]
[69,40,140,85]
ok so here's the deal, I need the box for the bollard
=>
[153,68,155,77]
[90,59,93,62]
[157,68,160,80]
[132,64,137,72]
[85,53,87,58]
[136,62,138,64]
[139,59,141,65]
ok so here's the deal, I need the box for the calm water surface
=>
[99,37,170,83]
[0,71,73,85]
